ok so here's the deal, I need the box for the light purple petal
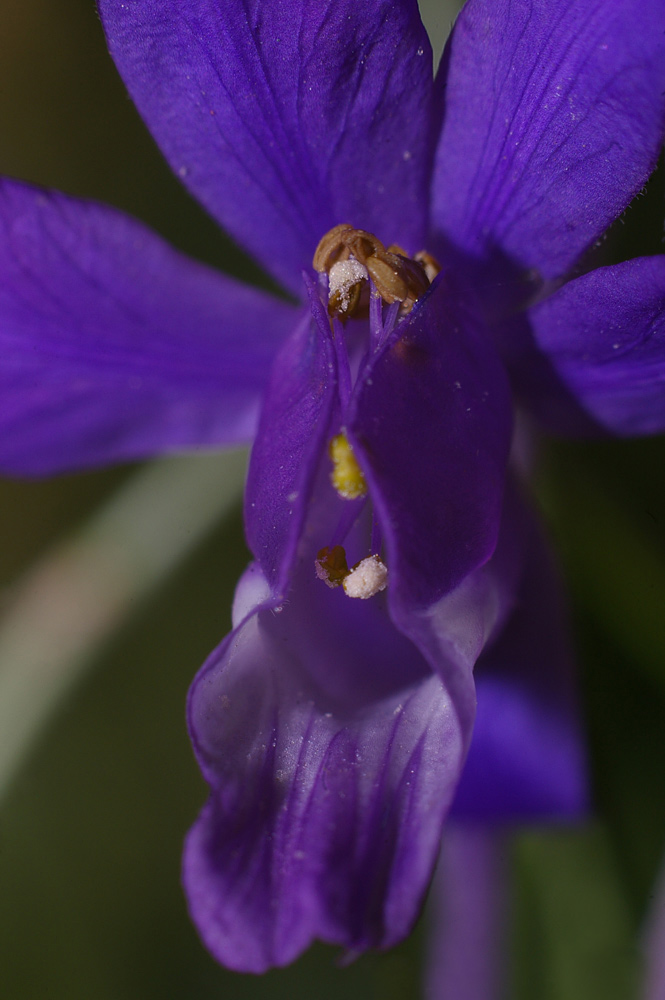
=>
[643,857,665,1000]
[244,277,338,594]
[451,510,588,822]
[348,277,513,613]
[521,257,665,436]
[185,557,464,971]
[99,0,437,295]
[0,179,297,475]
[432,0,665,281]
[425,828,509,1000]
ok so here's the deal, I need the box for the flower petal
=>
[432,0,665,281]
[643,858,665,1000]
[425,828,509,1000]
[0,180,296,475]
[98,0,438,295]
[522,257,665,436]
[451,514,588,822]
[185,561,464,971]
[396,480,530,746]
[244,277,338,594]
[348,278,513,613]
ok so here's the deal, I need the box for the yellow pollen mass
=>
[329,433,367,500]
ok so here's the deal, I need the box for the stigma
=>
[329,432,367,500]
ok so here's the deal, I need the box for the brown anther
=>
[314,225,438,315]
[372,251,431,313]
[365,250,410,304]
[313,224,354,272]
[398,256,431,300]
[397,254,434,314]
[315,545,350,588]
[414,250,442,284]
[328,279,363,319]
[343,229,385,265]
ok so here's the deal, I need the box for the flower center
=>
[311,225,440,599]
[313,223,436,319]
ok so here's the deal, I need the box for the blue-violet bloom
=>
[1,0,664,975]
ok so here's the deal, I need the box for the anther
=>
[414,250,442,284]
[343,555,388,599]
[365,251,410,304]
[329,433,367,500]
[343,229,384,265]
[313,224,354,272]
[327,258,367,316]
[313,224,434,315]
[315,545,350,588]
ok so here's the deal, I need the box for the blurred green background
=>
[0,1,664,997]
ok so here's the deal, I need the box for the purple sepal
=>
[522,257,665,437]
[0,179,296,474]
[432,0,665,282]
[98,0,437,295]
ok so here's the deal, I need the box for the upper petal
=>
[432,0,665,281]
[519,256,665,436]
[0,179,297,475]
[99,0,438,295]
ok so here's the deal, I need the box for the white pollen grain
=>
[328,258,367,312]
[343,555,388,599]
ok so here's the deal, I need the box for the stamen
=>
[368,288,400,352]
[329,494,366,548]
[310,224,438,603]
[414,250,442,284]
[382,300,401,341]
[328,258,367,317]
[330,433,367,500]
[313,223,354,272]
[331,317,353,407]
[370,512,383,557]
[365,251,410,304]
[312,224,433,313]
[343,555,388,599]
[369,285,384,351]
[315,545,350,588]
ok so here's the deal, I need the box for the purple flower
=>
[425,827,510,1000]
[643,857,665,1000]
[1,0,664,976]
